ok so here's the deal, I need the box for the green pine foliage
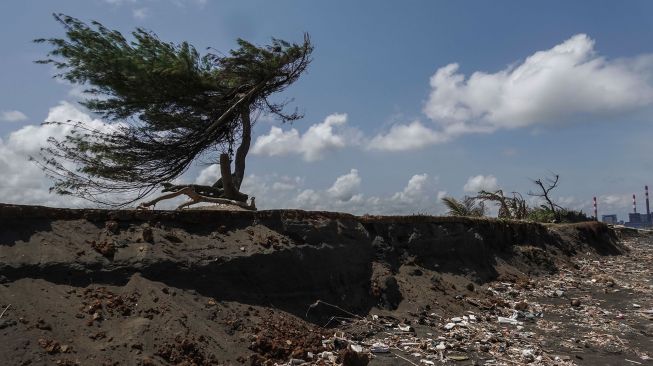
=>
[34,14,313,206]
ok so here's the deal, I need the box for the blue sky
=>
[1,1,653,219]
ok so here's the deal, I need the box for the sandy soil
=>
[0,204,649,365]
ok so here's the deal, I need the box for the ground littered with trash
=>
[319,231,653,366]
[0,206,651,365]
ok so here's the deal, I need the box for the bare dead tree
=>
[528,173,563,220]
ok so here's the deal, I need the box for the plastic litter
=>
[370,342,389,353]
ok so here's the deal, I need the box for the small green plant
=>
[461,173,591,223]
[526,207,556,223]
[527,206,590,223]
[441,196,485,217]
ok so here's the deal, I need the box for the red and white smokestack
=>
[633,194,637,213]
[646,185,650,216]
[593,196,597,221]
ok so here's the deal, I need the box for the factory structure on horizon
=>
[600,186,653,228]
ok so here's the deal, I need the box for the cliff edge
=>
[1,203,641,366]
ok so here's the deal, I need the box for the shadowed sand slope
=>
[0,203,631,365]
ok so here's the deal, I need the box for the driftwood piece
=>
[137,186,256,211]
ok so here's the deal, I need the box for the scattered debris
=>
[370,342,389,353]
[251,233,652,366]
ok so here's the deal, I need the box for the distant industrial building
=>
[624,186,653,228]
[601,214,618,225]
[626,213,651,228]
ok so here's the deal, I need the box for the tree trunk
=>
[233,106,251,191]
[219,153,248,202]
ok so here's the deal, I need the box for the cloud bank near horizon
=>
[196,164,447,215]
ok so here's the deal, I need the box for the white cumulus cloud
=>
[367,121,447,151]
[463,175,499,193]
[295,173,441,215]
[368,34,653,152]
[0,102,109,207]
[594,194,634,215]
[195,166,304,194]
[252,113,358,161]
[271,176,304,191]
[295,189,321,208]
[391,174,429,202]
[327,169,361,201]
[1,110,28,122]
[214,170,444,215]
[194,164,221,186]
[424,34,653,133]
[600,194,631,206]
[132,8,149,19]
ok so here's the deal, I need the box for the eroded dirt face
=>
[0,205,649,365]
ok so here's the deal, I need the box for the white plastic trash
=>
[371,342,390,353]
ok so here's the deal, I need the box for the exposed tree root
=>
[138,186,256,211]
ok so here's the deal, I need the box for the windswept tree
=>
[34,14,313,208]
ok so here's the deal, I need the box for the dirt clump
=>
[249,313,329,364]
[105,220,120,235]
[155,335,217,365]
[88,239,116,257]
[38,338,73,355]
[341,348,370,366]
[142,225,154,243]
